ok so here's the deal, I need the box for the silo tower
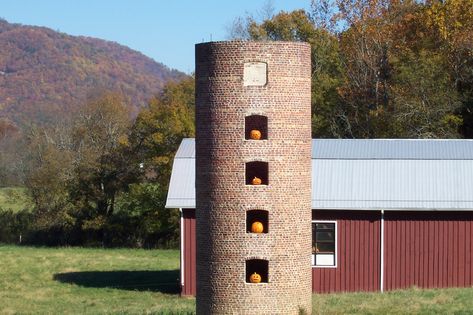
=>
[195,41,312,314]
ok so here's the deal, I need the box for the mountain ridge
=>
[0,18,185,128]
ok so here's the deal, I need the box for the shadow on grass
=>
[53,270,180,294]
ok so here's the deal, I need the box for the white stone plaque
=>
[243,62,267,86]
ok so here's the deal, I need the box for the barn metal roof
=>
[312,139,473,160]
[166,138,473,210]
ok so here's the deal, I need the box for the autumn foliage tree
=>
[23,92,142,245]
[68,92,138,233]
[130,76,195,187]
[122,77,195,246]
[0,119,24,186]
[16,77,195,247]
[237,9,344,137]
[231,0,471,138]
[424,0,473,136]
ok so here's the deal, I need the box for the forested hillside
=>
[0,18,184,128]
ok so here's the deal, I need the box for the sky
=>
[1,0,311,74]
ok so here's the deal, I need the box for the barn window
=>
[312,221,337,268]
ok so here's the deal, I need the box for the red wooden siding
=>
[312,210,381,293]
[182,209,196,296]
[384,212,473,291]
[181,209,473,295]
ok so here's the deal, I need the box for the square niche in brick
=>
[245,161,268,185]
[245,115,268,140]
[246,259,268,283]
[246,210,268,233]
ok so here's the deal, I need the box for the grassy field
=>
[0,246,194,314]
[0,187,33,212]
[312,287,473,315]
[1,245,473,314]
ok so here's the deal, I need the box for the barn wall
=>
[312,210,381,293]
[182,209,473,295]
[182,209,196,296]
[384,211,473,290]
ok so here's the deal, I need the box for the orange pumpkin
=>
[250,129,262,140]
[251,221,264,233]
[252,177,262,185]
[249,272,261,283]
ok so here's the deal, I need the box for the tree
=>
[21,80,196,247]
[24,91,141,244]
[229,2,466,138]
[0,119,25,186]
[114,182,179,248]
[68,91,138,231]
[114,77,195,247]
[386,4,463,137]
[320,0,464,138]
[231,9,345,138]
[24,123,75,231]
[424,0,473,136]
[131,76,195,188]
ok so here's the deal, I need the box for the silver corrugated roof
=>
[174,138,195,158]
[166,138,473,210]
[166,156,195,208]
[312,139,473,160]
[312,159,473,210]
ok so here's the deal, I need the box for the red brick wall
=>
[195,41,312,314]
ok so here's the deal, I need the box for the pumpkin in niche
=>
[251,177,262,185]
[251,221,264,233]
[249,129,262,140]
[249,272,262,283]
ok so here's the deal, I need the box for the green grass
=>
[0,246,195,314]
[0,187,33,212]
[312,287,473,314]
[1,245,473,314]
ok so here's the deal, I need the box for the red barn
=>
[166,138,473,296]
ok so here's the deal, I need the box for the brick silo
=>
[195,41,312,314]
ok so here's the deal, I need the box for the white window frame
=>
[312,220,337,268]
